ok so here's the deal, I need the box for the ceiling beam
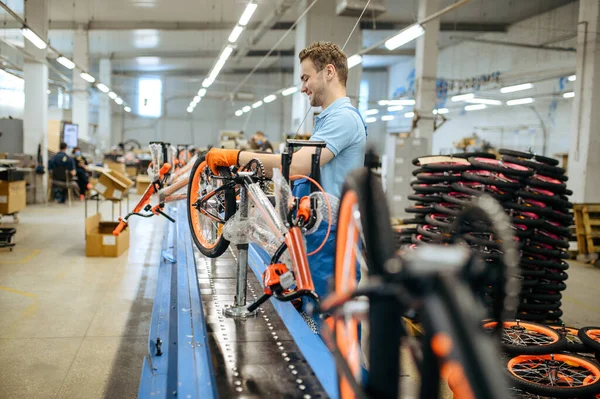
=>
[0,20,508,32]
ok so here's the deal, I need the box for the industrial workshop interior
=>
[3,0,600,398]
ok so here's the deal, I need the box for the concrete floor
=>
[0,199,599,399]
[0,198,164,399]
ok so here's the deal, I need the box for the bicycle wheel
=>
[483,320,566,354]
[334,168,398,399]
[187,156,236,257]
[578,327,600,353]
[468,157,534,177]
[499,149,534,159]
[550,326,588,353]
[506,354,600,398]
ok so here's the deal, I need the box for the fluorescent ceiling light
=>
[347,54,362,69]
[235,110,244,116]
[568,75,576,82]
[451,93,474,102]
[381,115,394,121]
[198,88,207,97]
[47,89,51,94]
[115,97,124,105]
[434,108,449,115]
[364,109,379,116]
[80,72,96,83]
[21,28,47,49]
[282,86,298,96]
[193,95,200,102]
[124,106,131,113]
[378,100,389,106]
[563,91,575,98]
[202,78,213,88]
[96,83,109,93]
[388,99,415,106]
[465,104,487,111]
[252,100,263,109]
[466,98,502,105]
[500,83,533,93]
[385,24,424,50]
[228,25,244,43]
[242,105,251,113]
[365,117,377,123]
[238,2,258,26]
[220,45,233,61]
[136,56,160,65]
[187,107,193,113]
[56,56,75,69]
[264,94,277,103]
[387,105,404,112]
[405,112,415,118]
[506,97,534,106]
[108,91,118,100]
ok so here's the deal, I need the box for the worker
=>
[72,146,90,200]
[48,142,76,203]
[249,131,274,153]
[206,41,367,301]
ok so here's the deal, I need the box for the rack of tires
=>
[448,320,600,398]
[397,149,573,325]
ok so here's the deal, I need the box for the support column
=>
[23,0,49,203]
[568,0,600,202]
[98,58,112,151]
[290,0,362,134]
[413,0,440,149]
[72,26,90,142]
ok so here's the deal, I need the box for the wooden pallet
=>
[573,204,600,254]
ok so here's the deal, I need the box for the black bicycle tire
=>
[432,202,463,216]
[187,155,236,258]
[462,172,523,189]
[442,193,473,207]
[506,354,600,398]
[534,154,560,166]
[524,292,562,302]
[502,155,565,176]
[523,245,568,259]
[525,176,567,193]
[498,149,534,159]
[519,300,562,311]
[544,269,569,281]
[537,281,567,292]
[412,184,453,194]
[487,320,566,354]
[578,327,600,353]
[468,157,534,177]
[416,172,463,183]
[541,220,572,236]
[424,213,453,229]
[531,232,570,249]
[521,256,569,270]
[452,152,497,159]
[451,182,513,201]
[503,202,552,217]
[407,194,444,203]
[550,326,589,353]
[516,311,551,322]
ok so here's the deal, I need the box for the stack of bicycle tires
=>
[398,150,573,325]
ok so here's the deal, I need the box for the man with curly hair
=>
[206,41,367,299]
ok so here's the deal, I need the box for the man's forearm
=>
[238,151,281,178]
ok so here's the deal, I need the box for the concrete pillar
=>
[413,0,440,149]
[72,26,90,142]
[291,0,362,134]
[23,0,49,203]
[98,59,112,151]
[568,0,600,203]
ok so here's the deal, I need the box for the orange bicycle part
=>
[284,226,315,293]
[297,196,311,222]
[334,189,360,399]
[188,161,218,250]
[112,179,157,236]
[508,354,600,390]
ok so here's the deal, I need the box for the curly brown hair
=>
[299,41,348,87]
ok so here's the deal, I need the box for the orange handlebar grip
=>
[113,219,127,236]
[297,196,311,222]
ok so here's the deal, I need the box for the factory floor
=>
[0,199,599,399]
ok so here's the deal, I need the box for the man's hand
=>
[205,149,240,174]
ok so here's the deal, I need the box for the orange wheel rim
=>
[189,161,221,249]
[586,329,600,343]
[508,354,600,387]
[335,190,360,399]
[484,321,560,346]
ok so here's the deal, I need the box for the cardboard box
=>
[136,175,152,195]
[85,213,130,257]
[104,161,126,175]
[0,180,26,214]
[126,165,138,177]
[94,170,134,200]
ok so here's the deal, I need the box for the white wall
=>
[385,1,579,159]
[361,70,389,155]
[111,71,293,149]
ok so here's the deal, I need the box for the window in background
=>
[138,77,162,117]
[358,79,369,114]
[0,69,24,107]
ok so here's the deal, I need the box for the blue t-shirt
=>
[292,97,366,300]
[311,97,366,198]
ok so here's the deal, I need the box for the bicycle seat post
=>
[224,183,257,319]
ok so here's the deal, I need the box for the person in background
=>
[72,146,89,200]
[48,142,75,203]
[249,131,274,153]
